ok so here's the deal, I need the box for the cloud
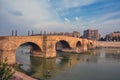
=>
[62,0,96,9]
[74,17,80,21]
[50,0,97,14]
[0,0,60,35]
[83,11,120,36]
[34,21,73,32]
[47,0,51,2]
[1,0,59,22]
[87,11,120,26]
[0,0,120,36]
[64,18,70,23]
[97,11,120,21]
[7,10,23,16]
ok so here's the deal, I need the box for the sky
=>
[0,0,120,36]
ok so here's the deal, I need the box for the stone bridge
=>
[0,35,95,64]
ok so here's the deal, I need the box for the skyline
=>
[0,0,120,36]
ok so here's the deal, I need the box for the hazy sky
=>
[0,0,120,36]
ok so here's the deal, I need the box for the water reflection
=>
[16,46,31,71]
[16,47,120,80]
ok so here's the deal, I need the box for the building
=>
[105,31,120,41]
[83,29,100,40]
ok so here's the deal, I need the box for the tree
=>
[0,58,15,80]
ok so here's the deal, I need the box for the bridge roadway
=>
[0,35,95,64]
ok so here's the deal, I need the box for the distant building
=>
[83,29,100,40]
[105,31,120,41]
[72,31,80,38]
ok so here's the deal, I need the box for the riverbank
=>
[13,71,36,80]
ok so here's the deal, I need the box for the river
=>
[16,46,120,80]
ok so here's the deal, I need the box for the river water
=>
[16,46,120,80]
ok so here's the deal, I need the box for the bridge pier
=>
[42,39,56,58]
[82,39,88,52]
[44,51,56,58]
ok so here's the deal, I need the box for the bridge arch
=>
[16,42,43,56]
[87,41,94,49]
[76,41,82,48]
[56,40,71,51]
[75,41,83,53]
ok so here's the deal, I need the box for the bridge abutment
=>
[1,50,16,64]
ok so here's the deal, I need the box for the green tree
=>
[0,58,15,80]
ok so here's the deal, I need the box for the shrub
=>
[0,58,15,80]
